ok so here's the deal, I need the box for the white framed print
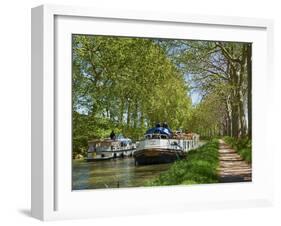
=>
[31,4,274,221]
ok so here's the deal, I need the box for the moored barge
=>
[87,135,136,161]
[133,124,199,165]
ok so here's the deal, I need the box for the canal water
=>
[72,158,171,190]
[72,141,207,190]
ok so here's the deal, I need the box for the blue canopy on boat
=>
[145,126,173,138]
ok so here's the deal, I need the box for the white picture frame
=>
[31,4,274,221]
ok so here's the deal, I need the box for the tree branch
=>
[215,42,241,63]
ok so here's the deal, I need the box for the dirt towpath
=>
[218,139,252,183]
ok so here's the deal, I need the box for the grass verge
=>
[223,136,252,164]
[146,139,219,186]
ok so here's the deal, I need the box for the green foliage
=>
[147,140,219,186]
[72,35,193,156]
[72,35,251,157]
[166,40,252,138]
[223,136,252,163]
[185,93,225,138]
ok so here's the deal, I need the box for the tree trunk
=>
[140,104,145,128]
[247,44,252,139]
[238,89,247,137]
[127,99,131,127]
[119,99,124,124]
[230,67,241,138]
[232,101,240,138]
[225,97,233,137]
[238,44,248,138]
[133,100,138,128]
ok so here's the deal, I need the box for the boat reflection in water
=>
[134,123,199,165]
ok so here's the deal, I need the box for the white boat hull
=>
[134,138,199,165]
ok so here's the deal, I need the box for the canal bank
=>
[147,140,219,186]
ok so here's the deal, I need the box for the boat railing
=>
[144,133,169,140]
[140,133,200,152]
[168,140,183,150]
